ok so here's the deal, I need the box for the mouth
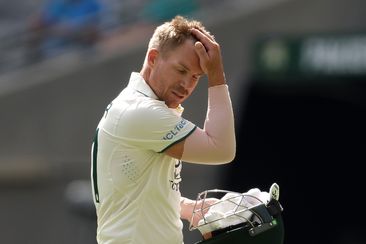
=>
[172,91,185,99]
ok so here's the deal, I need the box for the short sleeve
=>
[116,102,196,152]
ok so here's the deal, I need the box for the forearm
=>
[181,84,236,164]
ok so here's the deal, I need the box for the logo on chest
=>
[169,160,182,191]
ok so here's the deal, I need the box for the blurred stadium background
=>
[0,0,365,243]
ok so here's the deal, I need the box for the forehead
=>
[163,39,202,74]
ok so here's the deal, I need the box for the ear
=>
[147,48,159,68]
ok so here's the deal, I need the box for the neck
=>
[140,63,151,84]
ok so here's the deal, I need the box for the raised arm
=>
[165,28,236,164]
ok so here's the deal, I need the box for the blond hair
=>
[148,16,212,55]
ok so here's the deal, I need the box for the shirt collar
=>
[127,72,185,115]
[128,72,159,99]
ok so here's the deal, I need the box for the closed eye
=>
[177,68,187,74]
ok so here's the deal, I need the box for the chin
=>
[166,101,179,108]
[168,104,179,109]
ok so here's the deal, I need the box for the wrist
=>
[208,72,226,87]
[180,197,194,221]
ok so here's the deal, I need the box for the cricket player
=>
[91,15,236,244]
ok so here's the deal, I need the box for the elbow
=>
[227,146,236,163]
[219,137,236,164]
[214,145,236,164]
[225,146,236,164]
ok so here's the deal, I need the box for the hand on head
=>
[190,28,226,87]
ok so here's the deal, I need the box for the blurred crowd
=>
[0,0,215,75]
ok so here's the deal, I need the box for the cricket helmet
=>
[190,183,284,244]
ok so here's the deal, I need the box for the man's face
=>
[148,39,204,108]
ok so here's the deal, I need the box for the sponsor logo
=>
[170,160,182,191]
[163,119,188,140]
